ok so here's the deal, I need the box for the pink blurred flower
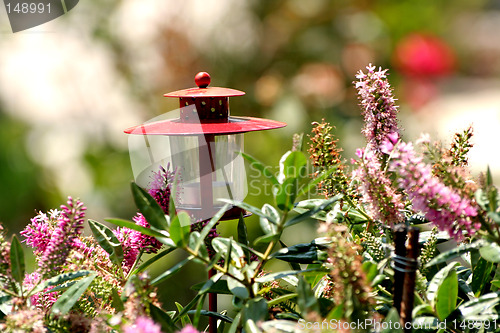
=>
[393,33,456,77]
[123,316,162,333]
[177,325,201,333]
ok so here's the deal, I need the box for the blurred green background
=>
[1,0,499,312]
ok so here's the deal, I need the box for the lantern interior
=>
[129,133,247,221]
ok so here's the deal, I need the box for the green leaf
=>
[191,280,232,295]
[459,292,500,319]
[297,276,319,317]
[105,218,173,247]
[471,257,494,295]
[150,303,177,333]
[187,310,234,323]
[255,269,319,283]
[193,204,229,253]
[435,268,458,320]
[212,238,245,267]
[151,256,192,286]
[175,302,192,327]
[254,233,280,245]
[281,151,307,180]
[111,288,125,312]
[260,204,279,235]
[241,152,279,186]
[28,271,93,296]
[480,241,500,262]
[88,219,124,266]
[425,240,484,267]
[237,214,250,263]
[267,293,298,307]
[227,277,249,300]
[51,273,97,315]
[382,308,402,333]
[133,247,176,275]
[427,262,459,309]
[9,235,25,288]
[296,166,338,198]
[270,242,321,264]
[220,199,277,224]
[172,294,202,324]
[285,195,341,227]
[131,182,169,231]
[169,212,191,247]
[275,177,297,211]
[242,298,268,322]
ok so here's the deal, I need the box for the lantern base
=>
[177,205,250,222]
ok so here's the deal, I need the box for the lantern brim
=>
[124,116,286,136]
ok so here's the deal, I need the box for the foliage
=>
[2,64,500,332]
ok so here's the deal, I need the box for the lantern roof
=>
[124,72,286,136]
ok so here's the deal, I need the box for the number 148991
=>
[5,2,51,14]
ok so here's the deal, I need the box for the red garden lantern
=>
[125,72,286,221]
[124,72,286,332]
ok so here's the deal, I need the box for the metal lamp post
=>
[124,72,286,332]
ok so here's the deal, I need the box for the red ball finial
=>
[195,72,211,88]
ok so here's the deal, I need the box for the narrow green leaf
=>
[88,219,124,266]
[228,311,242,333]
[435,269,458,320]
[382,308,402,333]
[169,212,191,247]
[151,257,192,286]
[237,214,250,263]
[267,293,298,307]
[241,152,279,186]
[275,178,297,211]
[425,240,484,267]
[220,199,277,224]
[187,310,234,323]
[172,294,202,324]
[297,276,319,317]
[131,182,169,231]
[270,242,319,264]
[459,292,500,318]
[9,235,25,287]
[296,166,338,198]
[28,271,93,296]
[175,302,192,327]
[111,288,125,312]
[133,247,176,275]
[105,218,173,246]
[285,195,341,227]
[253,233,280,245]
[255,269,319,283]
[51,273,97,315]
[471,257,494,295]
[194,204,230,253]
[150,303,177,333]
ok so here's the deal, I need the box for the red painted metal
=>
[124,116,286,136]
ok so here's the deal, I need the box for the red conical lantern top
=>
[124,72,286,136]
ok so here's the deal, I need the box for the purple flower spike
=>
[355,64,401,154]
[387,141,479,240]
[38,197,87,277]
